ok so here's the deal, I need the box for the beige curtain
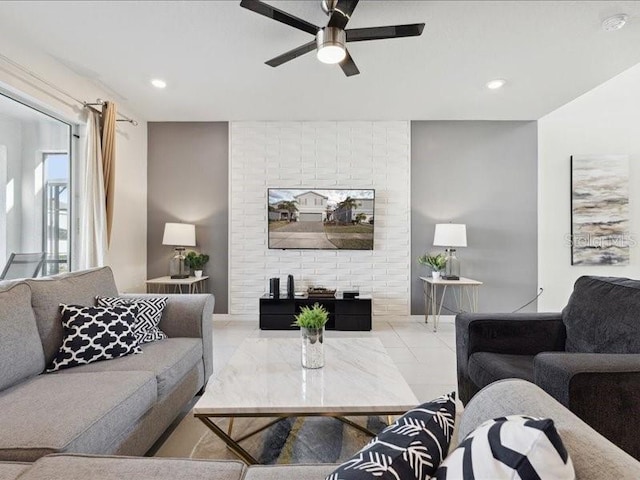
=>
[78,110,107,268]
[101,101,116,245]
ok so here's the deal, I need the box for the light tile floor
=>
[156,315,458,457]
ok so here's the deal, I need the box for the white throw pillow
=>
[432,415,575,480]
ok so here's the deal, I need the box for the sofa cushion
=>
[97,296,168,344]
[0,461,30,480]
[468,353,534,389]
[0,282,45,391]
[0,371,156,462]
[326,393,456,480]
[17,454,245,480]
[433,415,574,479]
[47,304,142,373]
[57,338,202,399]
[25,267,118,364]
[563,276,640,353]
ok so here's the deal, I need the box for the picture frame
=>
[570,154,630,265]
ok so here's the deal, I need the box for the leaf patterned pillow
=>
[326,392,456,480]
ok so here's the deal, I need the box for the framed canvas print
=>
[570,154,629,265]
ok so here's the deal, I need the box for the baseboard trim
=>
[214,313,455,324]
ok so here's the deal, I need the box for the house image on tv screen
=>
[295,191,328,222]
[332,197,374,224]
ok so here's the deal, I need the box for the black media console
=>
[259,294,372,331]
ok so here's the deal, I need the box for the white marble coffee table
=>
[193,337,418,464]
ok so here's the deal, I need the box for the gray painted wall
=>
[411,121,538,314]
[147,122,228,313]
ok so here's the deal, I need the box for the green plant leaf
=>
[292,302,329,329]
[185,251,210,270]
[417,252,447,270]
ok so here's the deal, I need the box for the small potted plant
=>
[185,251,210,278]
[293,302,329,369]
[418,252,447,279]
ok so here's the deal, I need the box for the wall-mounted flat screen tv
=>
[268,188,375,250]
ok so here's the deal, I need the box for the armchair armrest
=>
[534,353,640,406]
[456,312,565,403]
[534,352,640,459]
[120,293,214,383]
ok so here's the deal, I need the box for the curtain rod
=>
[0,52,138,126]
[84,100,138,125]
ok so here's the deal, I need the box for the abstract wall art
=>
[571,154,630,265]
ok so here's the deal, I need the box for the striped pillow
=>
[432,415,574,479]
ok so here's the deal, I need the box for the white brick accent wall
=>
[229,121,410,316]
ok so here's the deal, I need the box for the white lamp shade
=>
[162,223,196,247]
[433,224,467,247]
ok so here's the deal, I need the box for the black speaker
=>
[287,275,295,298]
[269,277,280,298]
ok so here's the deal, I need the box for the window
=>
[0,92,72,276]
[42,152,70,275]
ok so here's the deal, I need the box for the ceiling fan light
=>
[316,27,346,64]
[317,45,346,64]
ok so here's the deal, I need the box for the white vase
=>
[194,270,203,278]
[432,271,441,280]
[301,327,324,369]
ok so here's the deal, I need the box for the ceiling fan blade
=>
[265,40,317,67]
[240,0,319,35]
[346,23,425,42]
[339,50,360,77]
[327,0,359,29]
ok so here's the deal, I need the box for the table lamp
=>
[162,223,196,279]
[433,223,467,280]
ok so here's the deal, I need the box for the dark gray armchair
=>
[456,275,640,460]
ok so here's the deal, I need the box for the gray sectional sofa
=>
[1,380,640,479]
[0,266,213,462]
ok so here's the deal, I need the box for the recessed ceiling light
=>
[602,14,628,31]
[486,79,506,90]
[151,79,167,89]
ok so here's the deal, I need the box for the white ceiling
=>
[0,1,639,121]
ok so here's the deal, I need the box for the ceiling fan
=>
[239,0,425,77]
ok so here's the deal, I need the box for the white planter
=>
[194,270,203,278]
[432,271,441,280]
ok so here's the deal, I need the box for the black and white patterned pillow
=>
[326,392,456,480]
[432,415,575,479]
[96,296,168,344]
[47,304,141,373]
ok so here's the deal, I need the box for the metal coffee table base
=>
[195,410,401,465]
